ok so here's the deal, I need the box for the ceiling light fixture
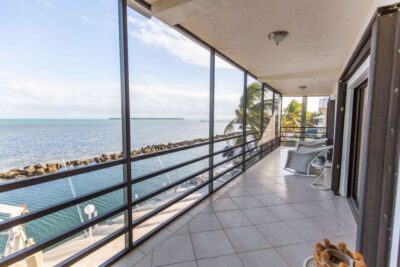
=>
[299,85,307,90]
[268,31,288,45]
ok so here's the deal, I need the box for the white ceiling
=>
[143,0,374,96]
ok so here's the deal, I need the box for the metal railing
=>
[280,126,327,146]
[0,129,280,266]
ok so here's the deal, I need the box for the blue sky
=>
[0,0,248,120]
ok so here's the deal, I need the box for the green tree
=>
[282,99,324,127]
[281,99,302,128]
[224,82,273,145]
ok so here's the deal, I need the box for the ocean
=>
[0,119,234,254]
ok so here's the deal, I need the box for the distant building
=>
[318,97,329,127]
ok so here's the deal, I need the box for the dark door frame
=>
[346,80,368,221]
[326,99,335,161]
[331,4,400,267]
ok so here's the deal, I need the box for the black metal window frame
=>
[0,1,281,266]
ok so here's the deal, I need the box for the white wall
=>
[330,0,399,96]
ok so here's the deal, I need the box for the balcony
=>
[0,0,399,266]
[115,147,356,267]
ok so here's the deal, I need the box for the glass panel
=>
[0,0,122,182]
[281,96,328,146]
[0,1,124,264]
[0,167,124,222]
[261,87,274,144]
[245,157,259,169]
[213,156,242,189]
[214,136,243,164]
[133,186,208,244]
[127,9,211,242]
[131,144,209,179]
[213,54,244,184]
[11,219,125,267]
[0,191,125,262]
[127,10,210,150]
[72,234,126,266]
[132,158,209,199]
[41,212,125,266]
[245,75,262,141]
[214,54,244,139]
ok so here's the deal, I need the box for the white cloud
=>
[0,52,17,61]
[130,80,209,119]
[0,71,121,119]
[0,70,241,119]
[80,15,90,22]
[129,76,240,119]
[128,16,233,69]
[0,14,242,119]
[79,14,116,28]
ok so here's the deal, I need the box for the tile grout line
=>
[129,148,353,267]
[187,215,199,265]
[212,208,246,267]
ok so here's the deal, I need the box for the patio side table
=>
[310,161,332,191]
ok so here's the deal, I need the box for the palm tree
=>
[281,99,302,128]
[224,82,273,145]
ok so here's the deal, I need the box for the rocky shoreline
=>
[0,134,237,180]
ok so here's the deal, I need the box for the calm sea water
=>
[0,119,232,254]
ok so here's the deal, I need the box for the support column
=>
[359,10,400,267]
[208,49,215,192]
[242,73,248,171]
[300,96,308,140]
[118,0,133,249]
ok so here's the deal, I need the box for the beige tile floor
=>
[114,147,357,267]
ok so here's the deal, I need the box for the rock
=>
[101,155,111,161]
[18,169,29,176]
[24,165,35,172]
[55,163,64,169]
[47,163,57,170]
[45,165,57,173]
[0,137,227,181]
[72,160,81,166]
[0,174,9,179]
[34,168,45,176]
[2,171,18,179]
[34,163,46,169]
